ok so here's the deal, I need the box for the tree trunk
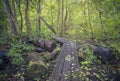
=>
[41,17,56,34]
[60,0,64,36]
[3,0,18,35]
[11,0,21,35]
[15,0,23,34]
[37,0,41,31]
[83,0,87,38]
[25,0,31,36]
[94,1,105,40]
[57,0,60,34]
[87,1,94,40]
[64,0,69,34]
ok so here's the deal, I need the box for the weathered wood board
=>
[49,37,80,81]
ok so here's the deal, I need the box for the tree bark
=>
[3,0,18,35]
[60,0,64,36]
[25,0,31,35]
[57,0,60,34]
[94,1,105,39]
[87,1,94,40]
[64,0,69,33]
[37,0,41,31]
[11,0,21,35]
[15,0,23,34]
[83,0,87,37]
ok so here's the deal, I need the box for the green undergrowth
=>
[76,41,120,81]
[0,33,10,47]
[8,39,35,65]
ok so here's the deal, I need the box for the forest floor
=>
[0,38,120,81]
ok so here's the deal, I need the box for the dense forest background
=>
[1,0,120,46]
[0,0,120,81]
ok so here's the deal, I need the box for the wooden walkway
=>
[49,37,80,81]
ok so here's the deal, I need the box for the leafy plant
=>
[8,39,34,65]
[34,77,41,81]
[8,47,24,65]
[78,45,97,65]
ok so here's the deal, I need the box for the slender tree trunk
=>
[25,0,31,35]
[99,11,104,37]
[51,7,53,27]
[11,0,21,35]
[95,1,105,39]
[83,0,87,37]
[87,0,94,40]
[41,17,56,34]
[3,0,18,35]
[57,0,60,34]
[12,0,16,16]
[15,0,23,34]
[60,0,64,36]
[38,0,41,31]
[64,0,68,33]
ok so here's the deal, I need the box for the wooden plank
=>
[49,44,67,81]
[49,37,80,81]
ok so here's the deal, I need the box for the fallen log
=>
[34,39,56,52]
[49,37,80,81]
